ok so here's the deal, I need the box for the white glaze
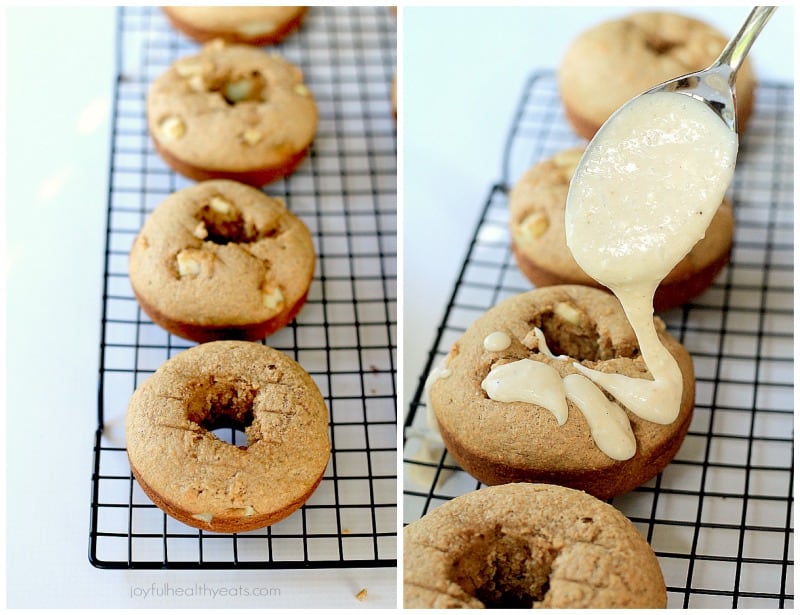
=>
[563,374,636,460]
[531,327,567,361]
[566,91,737,288]
[480,91,737,457]
[566,91,737,425]
[481,359,568,425]
[483,331,512,352]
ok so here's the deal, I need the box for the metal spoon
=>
[640,6,776,133]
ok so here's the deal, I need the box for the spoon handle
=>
[715,6,777,83]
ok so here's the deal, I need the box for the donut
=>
[558,11,757,140]
[128,179,315,343]
[404,483,667,608]
[427,285,695,501]
[126,340,330,533]
[147,40,318,186]
[509,147,735,311]
[162,6,308,46]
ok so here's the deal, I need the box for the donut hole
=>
[452,533,556,608]
[205,417,251,448]
[644,34,679,55]
[196,206,278,245]
[187,380,256,448]
[215,70,267,105]
[531,303,637,362]
[536,309,601,361]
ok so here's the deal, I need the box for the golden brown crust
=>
[151,138,311,188]
[131,285,310,344]
[147,41,317,186]
[125,340,330,533]
[404,483,666,608]
[509,146,734,311]
[429,285,695,500]
[128,179,315,343]
[558,11,757,139]
[162,6,308,46]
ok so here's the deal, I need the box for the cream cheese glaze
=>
[481,359,569,425]
[480,90,737,457]
[566,91,737,424]
[483,331,512,352]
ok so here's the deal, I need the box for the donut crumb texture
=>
[404,483,666,608]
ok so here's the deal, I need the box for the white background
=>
[2,3,795,609]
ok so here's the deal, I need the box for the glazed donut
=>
[558,11,756,139]
[128,179,315,343]
[509,147,735,311]
[125,340,330,533]
[404,483,666,608]
[162,6,308,46]
[147,40,318,186]
[427,285,695,500]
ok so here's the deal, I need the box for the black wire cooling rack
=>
[403,72,793,608]
[90,6,397,570]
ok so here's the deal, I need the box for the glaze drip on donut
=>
[428,285,695,499]
[567,91,736,425]
[478,91,736,457]
[480,319,637,460]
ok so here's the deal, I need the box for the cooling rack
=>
[89,6,397,570]
[403,72,793,608]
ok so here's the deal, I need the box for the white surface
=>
[5,6,394,608]
[401,5,795,417]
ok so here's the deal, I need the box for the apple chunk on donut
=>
[125,341,331,533]
[129,180,315,343]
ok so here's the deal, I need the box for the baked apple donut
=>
[129,179,315,343]
[404,483,666,608]
[427,285,695,500]
[509,147,735,311]
[147,40,318,186]
[162,6,308,46]
[558,11,756,139]
[126,340,330,533]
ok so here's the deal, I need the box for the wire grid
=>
[403,72,793,608]
[89,6,397,569]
